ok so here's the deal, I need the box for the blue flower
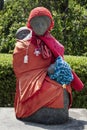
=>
[48,56,74,85]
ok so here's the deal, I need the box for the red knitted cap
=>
[27,7,54,31]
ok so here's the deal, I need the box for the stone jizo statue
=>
[13,7,84,124]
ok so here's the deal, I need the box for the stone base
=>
[19,89,69,125]
[0,108,87,130]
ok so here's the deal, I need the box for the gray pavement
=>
[0,108,87,130]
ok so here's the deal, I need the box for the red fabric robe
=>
[13,41,72,118]
[39,32,84,91]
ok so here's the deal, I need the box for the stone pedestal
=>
[19,89,69,124]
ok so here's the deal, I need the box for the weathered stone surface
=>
[0,108,87,130]
[20,89,69,124]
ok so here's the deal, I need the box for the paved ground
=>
[0,108,87,130]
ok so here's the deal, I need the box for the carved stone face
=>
[30,16,51,36]
[16,27,32,41]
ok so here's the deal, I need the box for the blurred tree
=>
[0,0,87,55]
[76,0,87,8]
[0,0,4,10]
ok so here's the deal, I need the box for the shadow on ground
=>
[22,117,87,130]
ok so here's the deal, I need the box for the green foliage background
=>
[0,0,87,55]
[0,54,87,108]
